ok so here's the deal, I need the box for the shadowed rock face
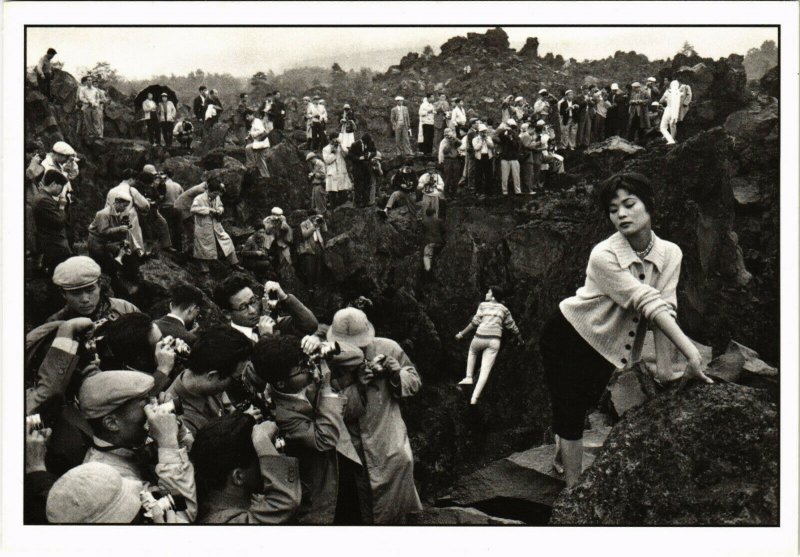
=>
[23,48,779,517]
[550,382,778,525]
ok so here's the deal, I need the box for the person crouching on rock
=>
[455,285,522,405]
[189,177,244,273]
[539,172,713,488]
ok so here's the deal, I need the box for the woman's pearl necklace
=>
[634,232,655,259]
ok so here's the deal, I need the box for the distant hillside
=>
[294,46,428,72]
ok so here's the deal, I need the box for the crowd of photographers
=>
[25,252,423,524]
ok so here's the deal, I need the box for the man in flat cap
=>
[80,370,197,521]
[35,141,80,250]
[390,96,413,157]
[35,48,57,101]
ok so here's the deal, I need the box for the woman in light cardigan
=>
[540,172,712,487]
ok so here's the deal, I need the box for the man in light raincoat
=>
[190,177,241,272]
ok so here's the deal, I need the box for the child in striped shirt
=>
[455,285,522,404]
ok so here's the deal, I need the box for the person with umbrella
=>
[142,92,159,146]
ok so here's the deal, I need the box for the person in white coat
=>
[417,161,446,220]
[659,80,683,145]
[322,133,352,208]
[105,171,152,256]
[418,94,435,155]
[450,98,467,137]
[244,111,272,178]
[190,178,241,272]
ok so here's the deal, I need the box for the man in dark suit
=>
[193,86,208,122]
[154,283,204,345]
[32,170,72,277]
[268,90,286,131]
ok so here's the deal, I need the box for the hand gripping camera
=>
[139,488,187,522]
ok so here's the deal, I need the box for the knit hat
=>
[46,463,143,524]
[52,256,101,291]
[52,141,76,156]
[327,308,375,348]
[78,370,154,419]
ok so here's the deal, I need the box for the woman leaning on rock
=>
[539,172,713,487]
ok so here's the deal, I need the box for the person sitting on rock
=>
[306,152,328,215]
[540,172,713,488]
[88,188,138,282]
[455,285,522,405]
[173,118,194,149]
[190,177,243,273]
[262,207,293,267]
[297,211,327,289]
[383,165,418,217]
[417,161,446,220]
[240,223,274,281]
[244,110,272,179]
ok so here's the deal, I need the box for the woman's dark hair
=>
[488,285,506,304]
[596,172,655,216]
[191,413,258,495]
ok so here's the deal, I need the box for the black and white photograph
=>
[2,1,798,555]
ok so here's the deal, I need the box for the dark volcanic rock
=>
[551,383,778,525]
[759,65,779,98]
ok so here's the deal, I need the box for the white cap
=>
[564,89,573,95]
[538,89,548,95]
[478,124,488,132]
[506,118,517,126]
[113,189,132,202]
[52,141,75,156]
[647,77,656,83]
[142,164,158,175]
[395,96,404,101]
[514,96,524,102]
[610,83,619,90]
[632,82,641,87]
[536,119,546,126]
[271,207,284,216]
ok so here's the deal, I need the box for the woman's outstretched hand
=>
[681,350,714,388]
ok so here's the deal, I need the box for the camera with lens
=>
[161,335,191,361]
[139,488,187,521]
[120,214,131,227]
[151,397,183,416]
[26,414,44,432]
[307,341,341,364]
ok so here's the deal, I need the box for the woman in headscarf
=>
[659,80,683,145]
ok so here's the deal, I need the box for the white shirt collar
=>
[230,321,255,340]
[167,313,185,326]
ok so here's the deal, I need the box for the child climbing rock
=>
[455,285,522,404]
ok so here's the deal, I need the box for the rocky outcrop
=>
[550,382,778,525]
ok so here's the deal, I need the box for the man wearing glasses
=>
[213,274,318,344]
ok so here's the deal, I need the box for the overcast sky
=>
[26,26,778,80]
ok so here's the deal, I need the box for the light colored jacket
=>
[471,135,495,159]
[158,101,177,122]
[418,100,435,125]
[105,182,150,252]
[560,231,681,373]
[190,192,235,260]
[390,105,411,130]
[341,337,423,524]
[322,143,352,192]
[450,105,467,127]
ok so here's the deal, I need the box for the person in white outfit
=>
[659,80,683,145]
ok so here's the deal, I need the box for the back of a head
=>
[251,335,304,386]
[42,170,68,187]
[103,312,154,370]
[187,325,252,379]
[213,273,253,311]
[169,283,204,311]
[488,284,507,304]
[191,413,258,495]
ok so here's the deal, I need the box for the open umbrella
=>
[133,84,179,113]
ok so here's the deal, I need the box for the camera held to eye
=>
[26,414,44,432]
[139,488,187,521]
[161,335,191,361]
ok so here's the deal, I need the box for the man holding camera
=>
[88,189,136,279]
[322,133,352,208]
[250,335,362,524]
[497,119,522,196]
[105,171,153,257]
[417,161,446,220]
[262,207,293,267]
[33,170,72,278]
[165,326,254,437]
[471,123,495,197]
[325,307,423,524]
[384,164,418,217]
[190,413,301,523]
[297,211,327,289]
[214,275,319,343]
[155,283,204,345]
[190,177,243,272]
[244,110,272,179]
[80,370,198,522]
